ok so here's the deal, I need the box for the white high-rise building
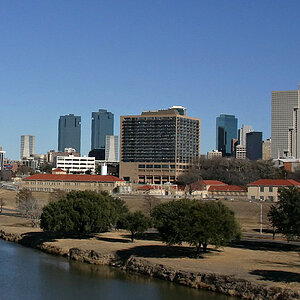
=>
[20,135,35,159]
[271,83,300,159]
[105,135,119,162]
[239,125,253,146]
[0,146,5,171]
[236,145,246,159]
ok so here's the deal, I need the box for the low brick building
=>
[22,174,126,194]
[247,179,300,201]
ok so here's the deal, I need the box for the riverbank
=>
[0,214,299,300]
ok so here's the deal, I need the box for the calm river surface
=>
[0,239,235,300]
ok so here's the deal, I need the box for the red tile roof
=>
[201,180,228,186]
[248,179,300,187]
[23,174,124,182]
[208,185,246,192]
[191,180,227,191]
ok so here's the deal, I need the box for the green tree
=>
[187,201,241,254]
[153,199,241,255]
[119,211,150,242]
[152,199,193,246]
[40,191,119,235]
[268,187,300,240]
[109,196,129,229]
[39,163,53,173]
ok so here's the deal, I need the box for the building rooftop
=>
[208,185,246,192]
[248,179,300,186]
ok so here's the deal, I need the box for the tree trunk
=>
[196,241,202,257]
[131,231,134,242]
[203,242,208,253]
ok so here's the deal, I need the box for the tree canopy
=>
[40,191,124,235]
[178,157,282,187]
[153,199,241,254]
[268,187,300,240]
[118,211,150,242]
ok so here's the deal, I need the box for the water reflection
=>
[0,240,234,300]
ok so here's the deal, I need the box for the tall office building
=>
[216,114,238,156]
[58,114,81,154]
[105,135,119,162]
[238,125,253,146]
[20,135,35,159]
[120,106,201,184]
[91,109,114,150]
[246,131,262,160]
[271,83,300,158]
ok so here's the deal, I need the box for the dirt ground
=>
[0,189,274,234]
[0,214,299,293]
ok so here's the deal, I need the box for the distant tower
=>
[239,125,254,146]
[20,135,35,159]
[246,131,262,160]
[91,109,114,151]
[216,114,238,156]
[105,135,119,162]
[58,114,81,154]
[271,83,300,158]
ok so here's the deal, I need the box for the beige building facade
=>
[119,106,201,184]
[247,179,300,202]
[22,174,126,194]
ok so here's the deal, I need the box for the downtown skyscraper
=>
[20,135,35,159]
[91,109,114,150]
[58,114,81,154]
[271,83,300,158]
[216,114,238,156]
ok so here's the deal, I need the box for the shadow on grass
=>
[116,244,221,260]
[20,231,57,247]
[121,232,161,242]
[250,269,300,283]
[229,240,299,252]
[95,236,131,243]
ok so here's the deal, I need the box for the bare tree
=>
[0,198,6,213]
[143,194,160,217]
[16,188,41,227]
[48,189,67,203]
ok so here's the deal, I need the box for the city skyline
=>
[0,1,299,159]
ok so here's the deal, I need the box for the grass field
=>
[0,188,272,233]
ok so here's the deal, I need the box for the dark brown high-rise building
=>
[120,106,201,184]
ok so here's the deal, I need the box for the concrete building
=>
[120,106,201,184]
[58,114,81,153]
[91,109,114,151]
[247,179,300,202]
[216,114,238,156]
[238,125,253,146]
[207,150,222,159]
[47,148,79,164]
[22,174,126,194]
[105,135,118,162]
[262,139,272,160]
[20,135,35,159]
[271,83,300,159]
[54,155,95,174]
[236,145,246,159]
[246,131,262,160]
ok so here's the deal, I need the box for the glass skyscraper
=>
[58,114,81,153]
[91,109,114,150]
[216,114,238,156]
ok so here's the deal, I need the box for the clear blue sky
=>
[1,0,299,160]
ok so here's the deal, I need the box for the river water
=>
[0,239,234,300]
